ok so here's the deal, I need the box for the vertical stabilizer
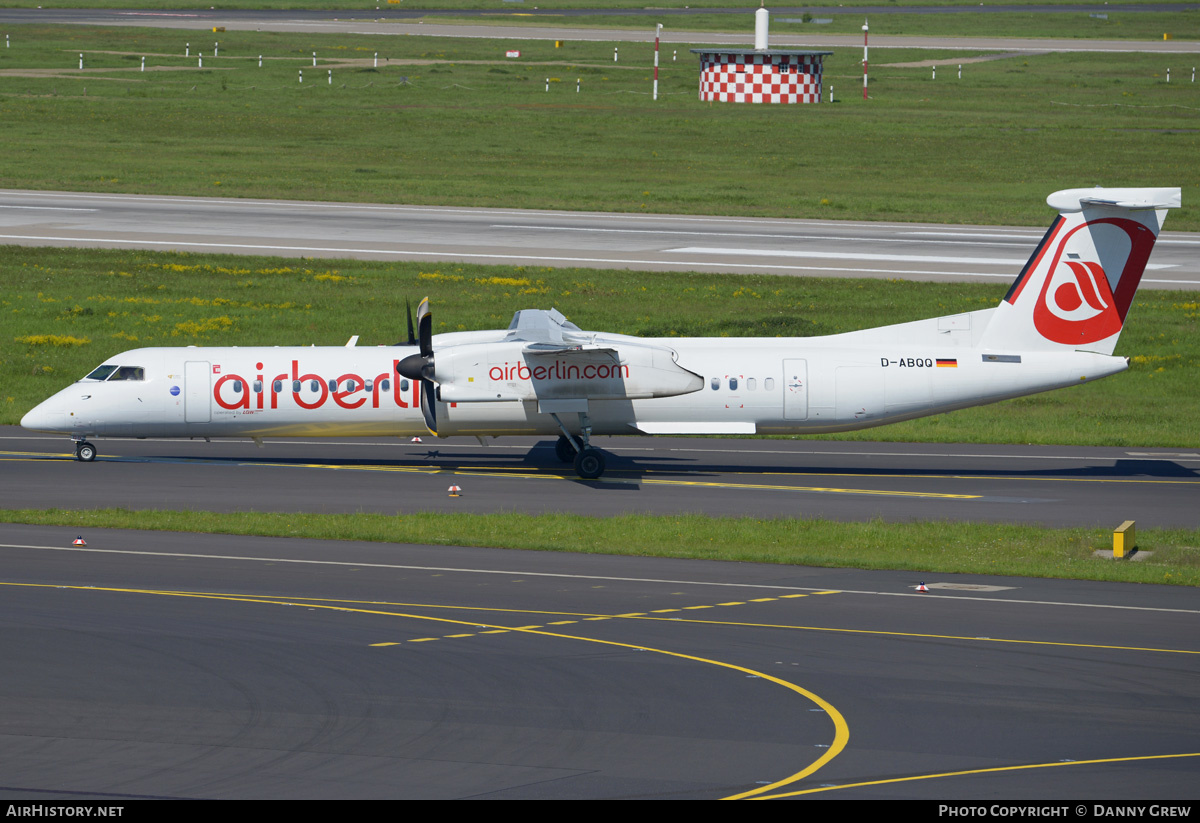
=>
[979,187,1180,355]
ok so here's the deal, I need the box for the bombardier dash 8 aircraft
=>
[21,186,1180,479]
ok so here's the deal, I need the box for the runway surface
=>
[1,523,1196,799]
[4,427,1198,527]
[3,12,1196,801]
[4,190,1199,288]
[1,7,1198,54]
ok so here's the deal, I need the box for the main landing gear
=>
[550,413,607,480]
[73,440,97,462]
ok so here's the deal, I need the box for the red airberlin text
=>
[489,360,630,382]
[213,360,418,411]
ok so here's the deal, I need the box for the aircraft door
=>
[184,361,211,423]
[783,359,808,420]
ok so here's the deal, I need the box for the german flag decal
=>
[936,359,958,368]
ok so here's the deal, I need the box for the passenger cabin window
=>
[253,380,263,393]
[399,379,408,391]
[85,365,118,381]
[729,377,738,391]
[710,377,719,391]
[747,378,756,391]
[765,378,775,390]
[365,379,374,392]
[383,379,392,392]
[328,379,338,393]
[292,380,301,392]
[232,380,243,393]
[309,379,319,392]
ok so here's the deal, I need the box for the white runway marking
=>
[0,205,97,212]
[671,246,1026,266]
[2,541,1198,614]
[492,224,1031,249]
[669,246,1177,270]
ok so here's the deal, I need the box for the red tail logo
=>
[1032,218,1154,345]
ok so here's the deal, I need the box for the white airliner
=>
[20,186,1180,479]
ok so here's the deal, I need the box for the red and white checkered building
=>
[691,49,831,104]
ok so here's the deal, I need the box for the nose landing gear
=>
[74,441,97,462]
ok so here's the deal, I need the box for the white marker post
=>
[186,43,189,57]
[829,84,833,103]
[374,52,378,68]
[614,47,618,63]
[258,55,262,68]
[141,56,145,72]
[78,53,82,70]
[198,55,202,68]
[1167,67,1170,83]
[313,52,317,67]
[299,69,303,83]
[932,65,936,80]
[545,77,549,92]
[6,34,9,49]
[328,69,332,85]
[653,23,661,101]
[576,77,580,93]
[673,50,676,62]
[214,42,218,57]
[862,18,868,100]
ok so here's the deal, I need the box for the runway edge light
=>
[916,582,929,592]
[448,485,462,497]
[72,536,86,547]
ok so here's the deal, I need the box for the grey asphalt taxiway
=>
[3,190,1199,288]
[3,427,1197,527]
[1,522,1197,799]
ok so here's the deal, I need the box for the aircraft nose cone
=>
[20,404,66,433]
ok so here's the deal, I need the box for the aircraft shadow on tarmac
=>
[133,442,1200,486]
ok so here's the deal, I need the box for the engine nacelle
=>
[433,341,702,403]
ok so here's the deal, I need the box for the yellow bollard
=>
[1113,520,1137,558]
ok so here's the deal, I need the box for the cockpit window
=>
[107,366,145,381]
[84,365,119,381]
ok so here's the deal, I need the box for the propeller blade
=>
[419,377,437,434]
[416,297,433,358]
[405,298,417,347]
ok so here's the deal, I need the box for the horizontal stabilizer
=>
[1047,187,1181,212]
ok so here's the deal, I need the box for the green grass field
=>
[0,25,1197,228]
[2,19,1196,583]
[5,245,1198,446]
[0,0,1192,10]
[2,508,1197,587]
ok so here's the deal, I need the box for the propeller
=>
[396,297,437,433]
